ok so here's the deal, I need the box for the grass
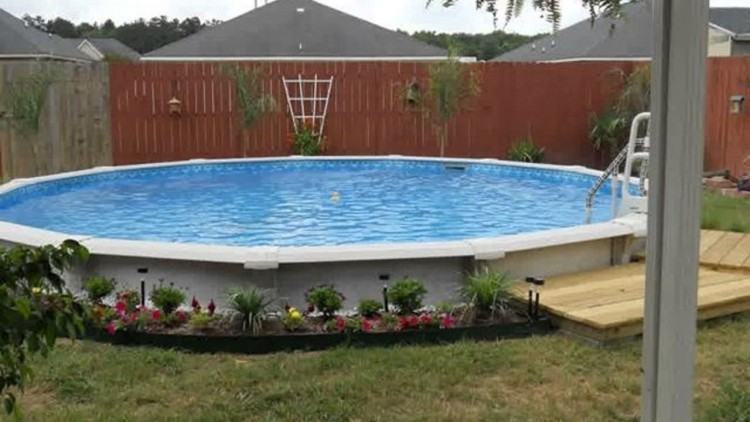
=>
[6,314,750,421]
[703,191,750,233]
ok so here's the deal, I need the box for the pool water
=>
[0,160,619,247]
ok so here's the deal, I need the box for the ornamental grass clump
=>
[228,287,275,335]
[388,277,428,315]
[460,270,512,319]
[82,276,116,304]
[306,284,344,320]
[149,285,186,315]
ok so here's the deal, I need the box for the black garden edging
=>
[85,317,554,355]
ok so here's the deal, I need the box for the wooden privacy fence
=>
[110,61,637,167]
[706,58,750,177]
[0,61,112,181]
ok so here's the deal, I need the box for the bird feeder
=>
[168,97,183,116]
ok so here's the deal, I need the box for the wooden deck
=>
[512,230,750,342]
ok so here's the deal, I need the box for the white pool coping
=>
[0,156,648,269]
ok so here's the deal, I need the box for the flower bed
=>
[81,272,553,354]
[86,317,552,355]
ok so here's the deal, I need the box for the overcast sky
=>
[1,0,747,35]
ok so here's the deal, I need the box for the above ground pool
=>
[0,158,620,247]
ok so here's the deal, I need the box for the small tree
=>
[425,49,480,156]
[224,64,276,129]
[0,240,89,415]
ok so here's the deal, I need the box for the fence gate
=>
[282,74,334,138]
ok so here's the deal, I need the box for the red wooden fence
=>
[109,61,636,167]
[706,58,750,177]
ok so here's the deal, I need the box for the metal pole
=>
[641,1,708,421]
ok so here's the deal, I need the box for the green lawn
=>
[7,314,750,421]
[703,191,750,233]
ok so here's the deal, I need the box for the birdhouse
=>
[168,97,182,116]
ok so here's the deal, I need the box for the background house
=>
[143,0,455,61]
[496,3,750,62]
[68,38,141,62]
[0,8,90,62]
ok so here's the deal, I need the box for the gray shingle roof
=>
[496,2,652,62]
[710,8,750,36]
[69,38,141,61]
[0,8,91,61]
[496,3,750,62]
[145,0,447,59]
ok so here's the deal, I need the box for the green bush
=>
[358,299,383,318]
[189,313,215,331]
[149,285,186,315]
[460,270,512,318]
[83,276,116,303]
[306,285,344,319]
[507,137,545,163]
[388,278,427,315]
[293,123,324,156]
[228,288,275,335]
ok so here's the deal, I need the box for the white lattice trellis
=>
[282,74,334,137]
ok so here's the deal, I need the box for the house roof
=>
[69,38,141,61]
[496,2,652,62]
[0,8,91,61]
[496,3,750,62]
[710,8,750,36]
[144,0,448,60]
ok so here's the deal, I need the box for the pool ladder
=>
[585,112,651,223]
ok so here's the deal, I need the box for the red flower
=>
[105,322,117,336]
[207,299,216,316]
[175,310,188,323]
[115,301,126,314]
[440,314,456,329]
[190,296,201,312]
[418,314,433,327]
[151,309,162,321]
[335,316,347,333]
[399,315,419,331]
[362,319,373,333]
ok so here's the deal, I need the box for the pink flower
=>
[207,299,216,316]
[362,319,374,333]
[105,322,117,336]
[418,314,433,326]
[175,310,188,323]
[441,314,456,329]
[335,316,347,333]
[399,315,419,331]
[151,309,162,321]
[115,301,126,313]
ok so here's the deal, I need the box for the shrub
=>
[388,278,427,315]
[189,312,215,331]
[149,285,186,315]
[507,137,545,163]
[306,285,345,319]
[358,299,383,318]
[292,121,324,156]
[0,240,89,415]
[228,288,274,335]
[460,270,512,318]
[83,276,116,303]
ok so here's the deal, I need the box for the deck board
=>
[509,230,750,341]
